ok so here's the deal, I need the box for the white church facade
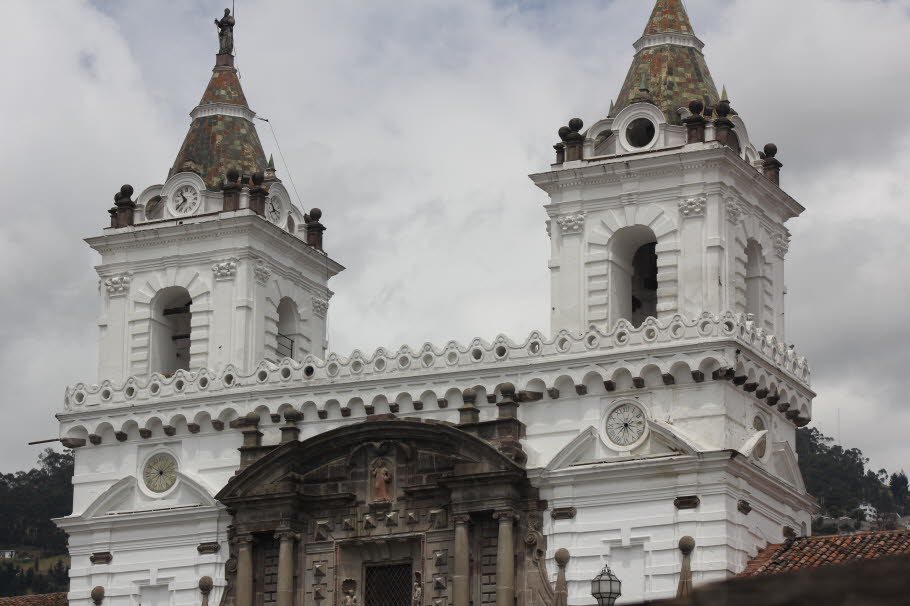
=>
[53,2,817,606]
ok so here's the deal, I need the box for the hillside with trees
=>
[797,428,908,533]
[0,449,73,596]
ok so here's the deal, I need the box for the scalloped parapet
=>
[64,312,810,412]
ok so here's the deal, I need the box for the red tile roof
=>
[739,529,910,577]
[0,593,68,606]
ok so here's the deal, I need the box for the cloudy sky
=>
[2,0,909,476]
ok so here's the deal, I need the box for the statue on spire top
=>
[215,8,235,56]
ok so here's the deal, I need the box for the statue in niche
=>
[215,8,235,55]
[411,572,422,606]
[370,457,393,501]
[341,579,358,606]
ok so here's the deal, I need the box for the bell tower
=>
[89,11,343,383]
[534,0,797,340]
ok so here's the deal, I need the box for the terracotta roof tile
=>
[739,529,910,577]
[0,593,68,606]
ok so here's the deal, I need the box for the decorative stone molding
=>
[433,550,448,566]
[726,198,745,224]
[738,500,753,515]
[312,297,329,319]
[90,552,113,565]
[104,273,131,297]
[197,542,221,554]
[190,101,256,123]
[634,31,704,53]
[212,258,239,280]
[773,233,790,259]
[678,195,707,218]
[550,507,577,520]
[674,495,701,510]
[555,213,585,234]
[428,509,447,529]
[253,261,272,285]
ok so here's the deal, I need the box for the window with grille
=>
[364,563,413,606]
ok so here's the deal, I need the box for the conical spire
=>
[610,0,719,125]
[643,0,695,35]
[169,9,267,189]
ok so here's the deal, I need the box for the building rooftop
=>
[739,529,910,577]
[0,594,68,606]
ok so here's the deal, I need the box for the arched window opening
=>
[609,225,658,328]
[630,243,658,326]
[745,239,765,323]
[150,286,192,376]
[276,297,299,360]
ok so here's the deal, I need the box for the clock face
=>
[606,403,646,447]
[266,195,283,224]
[143,453,178,493]
[172,185,200,215]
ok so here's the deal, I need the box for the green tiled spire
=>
[643,0,694,35]
[610,0,720,125]
[169,63,267,189]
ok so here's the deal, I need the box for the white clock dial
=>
[606,404,646,446]
[172,185,200,215]
[143,453,178,493]
[266,196,283,224]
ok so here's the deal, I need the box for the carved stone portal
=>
[215,418,555,606]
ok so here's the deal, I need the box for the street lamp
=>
[591,564,622,606]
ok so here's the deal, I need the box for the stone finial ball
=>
[227,168,240,182]
[199,576,214,593]
[688,100,704,115]
[462,387,477,403]
[251,171,264,186]
[554,548,571,566]
[245,411,261,424]
[716,100,731,117]
[284,409,302,423]
[764,143,778,158]
[91,586,105,603]
[499,382,516,397]
[114,192,122,203]
[558,126,571,141]
[568,117,584,132]
[120,184,134,198]
[309,208,322,221]
[679,536,696,555]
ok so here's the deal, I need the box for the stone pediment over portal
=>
[544,421,701,470]
[216,418,527,505]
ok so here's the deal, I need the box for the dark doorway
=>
[365,563,413,606]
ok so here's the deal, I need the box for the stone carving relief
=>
[678,195,707,218]
[370,457,393,502]
[412,572,423,606]
[253,261,272,285]
[773,233,790,259]
[341,579,358,606]
[556,214,585,234]
[312,297,329,319]
[104,273,132,297]
[212,258,238,280]
[725,198,745,224]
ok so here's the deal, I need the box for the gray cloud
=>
[2,0,908,475]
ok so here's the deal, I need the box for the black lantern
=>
[591,564,622,606]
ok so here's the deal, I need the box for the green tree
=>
[890,471,908,514]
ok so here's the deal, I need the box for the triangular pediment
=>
[80,473,217,519]
[545,421,699,470]
[771,441,807,493]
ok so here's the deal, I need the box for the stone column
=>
[235,534,254,606]
[493,512,516,606]
[276,529,297,606]
[453,515,471,606]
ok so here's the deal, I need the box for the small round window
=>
[626,118,656,148]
